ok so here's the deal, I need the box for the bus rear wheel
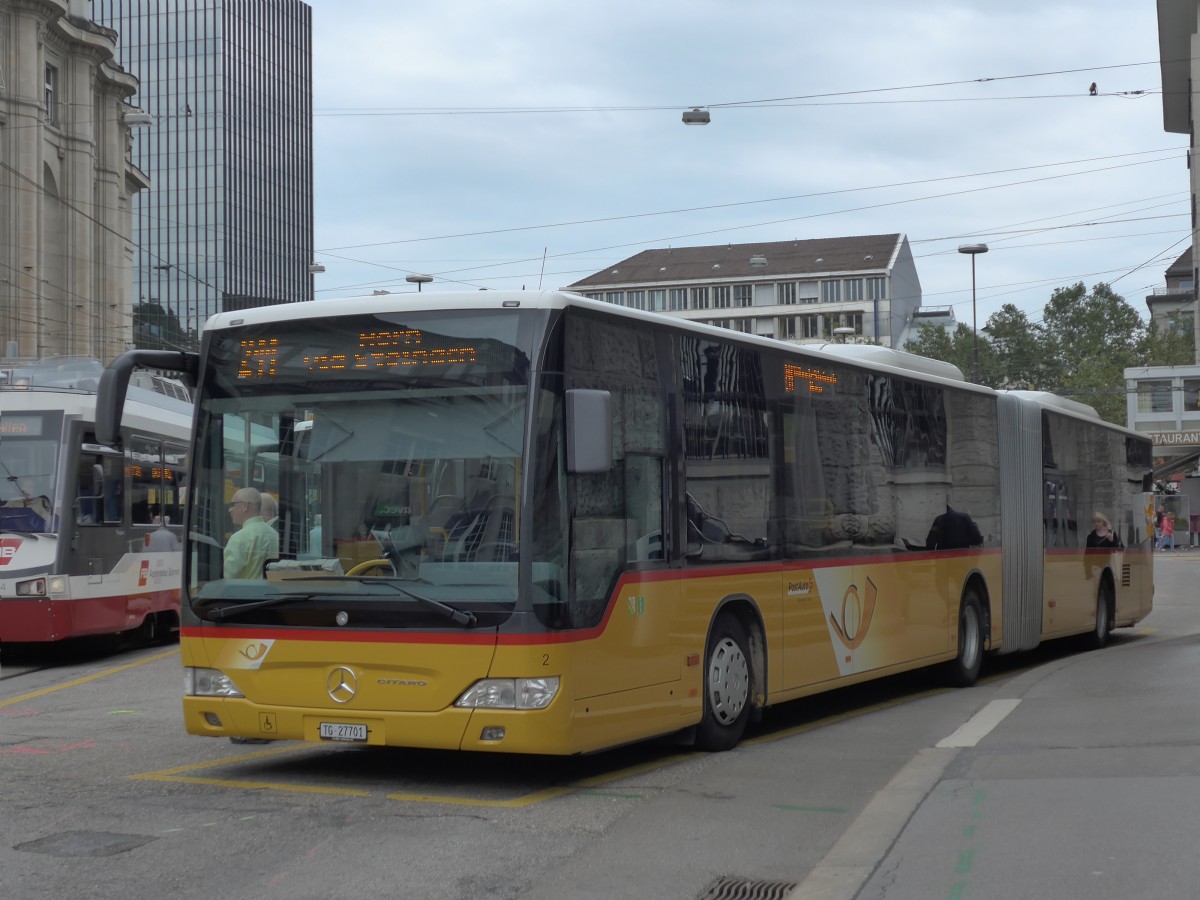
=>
[1086,580,1114,650]
[696,614,752,751]
[948,590,984,687]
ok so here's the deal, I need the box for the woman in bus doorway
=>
[1086,513,1122,549]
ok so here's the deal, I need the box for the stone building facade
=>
[0,0,146,362]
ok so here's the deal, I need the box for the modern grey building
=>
[91,0,314,349]
[566,234,922,349]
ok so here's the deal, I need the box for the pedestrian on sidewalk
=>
[1157,511,1177,552]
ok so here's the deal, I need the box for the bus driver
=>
[224,487,278,579]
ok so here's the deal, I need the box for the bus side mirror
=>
[565,389,612,474]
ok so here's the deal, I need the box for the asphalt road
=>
[1,556,1197,900]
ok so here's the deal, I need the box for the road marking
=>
[131,744,371,797]
[385,752,694,807]
[788,747,956,900]
[134,741,694,807]
[0,648,178,709]
[935,698,1021,748]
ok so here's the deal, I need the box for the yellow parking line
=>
[135,774,371,797]
[130,743,369,797]
[0,647,178,709]
[384,752,696,808]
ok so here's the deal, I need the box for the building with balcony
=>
[565,234,921,348]
[1158,0,1200,363]
[1145,246,1194,338]
[90,0,314,350]
[0,0,148,361]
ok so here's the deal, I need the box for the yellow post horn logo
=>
[829,577,878,650]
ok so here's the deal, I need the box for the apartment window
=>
[711,318,730,329]
[845,278,864,301]
[781,317,797,339]
[1137,380,1172,414]
[801,315,820,338]
[691,287,710,310]
[648,289,666,311]
[839,312,865,335]
[669,288,687,311]
[821,280,842,303]
[778,282,797,305]
[734,285,753,308]
[627,290,645,310]
[1185,379,1200,413]
[734,318,754,334]
[584,292,603,302]
[713,286,731,309]
[45,64,59,125]
[607,291,625,306]
[866,276,887,300]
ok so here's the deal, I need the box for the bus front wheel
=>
[696,614,753,751]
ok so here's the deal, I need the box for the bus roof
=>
[201,292,1138,427]
[204,290,980,387]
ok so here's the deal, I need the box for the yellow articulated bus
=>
[96,291,1154,754]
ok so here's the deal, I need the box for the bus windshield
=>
[185,311,535,626]
[0,411,62,533]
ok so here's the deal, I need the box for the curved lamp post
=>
[957,244,988,382]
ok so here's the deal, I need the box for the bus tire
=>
[1087,579,1114,650]
[948,590,984,687]
[695,614,752,751]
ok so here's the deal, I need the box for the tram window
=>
[77,441,123,525]
[129,437,163,525]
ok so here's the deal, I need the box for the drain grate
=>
[15,830,156,858]
[697,877,799,900]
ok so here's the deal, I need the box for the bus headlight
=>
[184,667,245,698]
[455,677,560,710]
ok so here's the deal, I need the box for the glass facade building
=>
[91,0,314,349]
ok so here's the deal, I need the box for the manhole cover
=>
[697,877,799,900]
[15,831,156,858]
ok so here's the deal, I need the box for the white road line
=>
[787,747,957,900]
[935,698,1021,748]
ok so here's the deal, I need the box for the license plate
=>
[319,722,368,742]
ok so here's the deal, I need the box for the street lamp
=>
[957,243,988,382]
[406,274,433,292]
[682,107,710,125]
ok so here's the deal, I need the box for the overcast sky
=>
[306,0,1186,330]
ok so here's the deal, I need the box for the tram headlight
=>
[184,667,245,698]
[15,577,46,597]
[47,576,69,597]
[455,676,560,710]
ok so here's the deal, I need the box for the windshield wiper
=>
[206,593,314,622]
[318,576,479,626]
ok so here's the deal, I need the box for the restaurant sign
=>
[1148,431,1200,447]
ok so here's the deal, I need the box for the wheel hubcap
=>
[961,607,980,670]
[708,637,749,725]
